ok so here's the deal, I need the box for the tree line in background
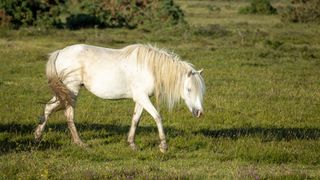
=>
[0,0,184,29]
[0,0,319,30]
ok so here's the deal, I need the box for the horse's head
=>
[182,69,205,118]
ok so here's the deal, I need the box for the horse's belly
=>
[84,72,132,99]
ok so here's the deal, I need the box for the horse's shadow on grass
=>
[1,123,320,154]
[0,122,184,154]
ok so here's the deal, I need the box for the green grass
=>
[1,0,320,179]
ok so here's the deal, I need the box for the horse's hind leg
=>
[35,97,60,142]
[127,103,143,150]
[60,81,87,147]
[64,105,87,147]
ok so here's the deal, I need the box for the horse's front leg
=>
[127,103,143,150]
[134,94,167,153]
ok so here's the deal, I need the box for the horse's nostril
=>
[197,111,202,117]
[192,109,197,117]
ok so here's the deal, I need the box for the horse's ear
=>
[198,69,203,75]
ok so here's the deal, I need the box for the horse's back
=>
[59,44,120,61]
[53,44,121,72]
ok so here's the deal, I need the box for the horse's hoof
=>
[34,137,41,143]
[34,136,41,142]
[129,143,139,151]
[74,141,88,148]
[34,130,42,143]
[159,142,168,153]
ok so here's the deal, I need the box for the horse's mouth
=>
[192,109,203,118]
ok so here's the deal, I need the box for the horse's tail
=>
[46,51,75,108]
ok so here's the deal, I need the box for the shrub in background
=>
[0,9,11,27]
[280,0,320,23]
[239,0,277,15]
[65,0,136,29]
[155,0,185,25]
[0,0,63,28]
[66,14,101,29]
[0,0,185,29]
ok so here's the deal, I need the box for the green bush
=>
[155,0,185,25]
[280,0,320,23]
[64,0,136,29]
[66,14,101,30]
[239,0,277,15]
[0,0,185,29]
[0,0,63,28]
[0,9,11,27]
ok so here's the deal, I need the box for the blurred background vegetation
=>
[0,0,320,30]
[0,0,185,29]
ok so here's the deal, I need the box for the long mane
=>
[123,44,205,110]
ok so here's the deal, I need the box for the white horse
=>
[34,44,205,152]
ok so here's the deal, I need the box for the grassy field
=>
[1,0,320,179]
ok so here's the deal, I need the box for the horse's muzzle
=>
[192,109,203,118]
